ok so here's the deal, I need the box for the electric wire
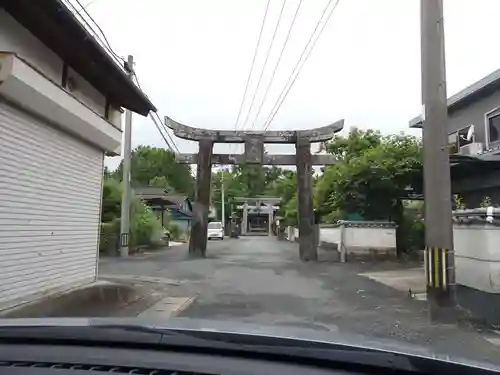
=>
[64,0,180,154]
[249,0,303,129]
[132,71,180,153]
[240,0,288,130]
[149,112,175,152]
[262,0,341,130]
[233,0,272,131]
[72,0,126,64]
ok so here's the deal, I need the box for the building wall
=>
[0,10,109,118]
[453,224,500,293]
[448,89,500,144]
[0,99,103,310]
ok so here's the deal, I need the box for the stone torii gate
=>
[233,197,281,236]
[165,117,343,261]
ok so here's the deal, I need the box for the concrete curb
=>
[136,295,197,319]
[172,295,197,317]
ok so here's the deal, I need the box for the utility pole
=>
[420,0,455,315]
[119,55,134,258]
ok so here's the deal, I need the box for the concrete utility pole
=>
[119,55,134,258]
[420,0,456,312]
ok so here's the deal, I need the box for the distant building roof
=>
[409,68,500,128]
[134,187,191,211]
[2,0,156,115]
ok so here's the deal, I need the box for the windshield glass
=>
[3,0,500,370]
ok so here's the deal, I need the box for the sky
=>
[74,0,500,171]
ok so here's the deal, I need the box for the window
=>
[208,222,222,229]
[448,125,474,154]
[488,112,500,144]
[457,126,474,148]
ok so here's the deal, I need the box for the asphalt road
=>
[99,236,500,365]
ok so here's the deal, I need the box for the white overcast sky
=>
[76,0,500,170]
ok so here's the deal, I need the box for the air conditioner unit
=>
[459,142,484,156]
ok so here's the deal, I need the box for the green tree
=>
[114,145,194,197]
[315,129,422,251]
[209,166,297,222]
[99,177,163,252]
[320,127,382,161]
[317,131,421,219]
[148,176,172,191]
[101,178,122,222]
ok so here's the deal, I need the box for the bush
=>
[399,211,425,252]
[101,178,122,222]
[130,197,163,248]
[100,179,164,252]
[99,219,120,254]
[167,222,182,241]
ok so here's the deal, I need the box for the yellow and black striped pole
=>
[425,247,450,291]
[424,246,455,306]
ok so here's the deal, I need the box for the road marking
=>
[483,330,500,346]
[136,296,197,319]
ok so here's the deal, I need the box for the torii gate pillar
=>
[189,139,213,257]
[296,137,316,261]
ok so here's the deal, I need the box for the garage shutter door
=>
[0,100,104,309]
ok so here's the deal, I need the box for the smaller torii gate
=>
[233,197,281,236]
[165,117,343,261]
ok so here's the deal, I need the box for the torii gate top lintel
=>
[233,197,282,203]
[165,117,344,144]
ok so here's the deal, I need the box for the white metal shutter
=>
[0,100,104,309]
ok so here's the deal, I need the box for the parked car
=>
[207,221,224,240]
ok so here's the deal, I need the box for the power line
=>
[263,0,341,130]
[149,112,175,152]
[131,71,180,154]
[153,111,180,153]
[82,0,99,9]
[66,0,180,155]
[240,0,288,130]
[249,0,303,129]
[69,0,126,65]
[233,0,272,131]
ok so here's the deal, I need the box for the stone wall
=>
[453,208,500,326]
[286,221,397,262]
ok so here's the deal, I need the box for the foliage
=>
[99,219,120,254]
[314,128,422,253]
[315,129,422,223]
[99,178,163,252]
[453,194,466,210]
[398,208,425,252]
[112,145,195,197]
[101,178,122,222]
[210,166,298,223]
[129,197,163,247]
[167,222,182,241]
[320,128,382,161]
[148,176,172,191]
